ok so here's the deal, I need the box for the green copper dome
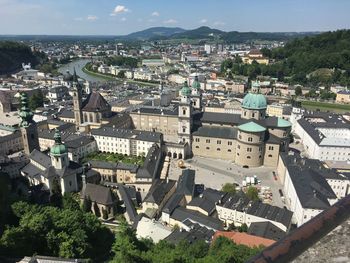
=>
[191,76,201,90]
[238,122,266,133]
[242,92,267,110]
[19,93,34,127]
[181,81,191,96]
[277,118,292,128]
[50,129,67,156]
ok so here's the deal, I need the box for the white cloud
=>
[163,19,177,24]
[112,5,129,14]
[87,15,98,21]
[151,11,160,17]
[74,17,83,21]
[200,19,208,23]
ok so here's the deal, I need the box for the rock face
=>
[293,219,350,263]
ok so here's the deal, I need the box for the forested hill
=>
[222,30,350,86]
[0,41,43,75]
[264,29,350,74]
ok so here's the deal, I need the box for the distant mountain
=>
[167,26,224,40]
[122,26,317,43]
[120,27,186,40]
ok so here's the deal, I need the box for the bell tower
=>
[19,93,39,155]
[72,69,83,129]
[178,81,193,146]
[50,129,69,170]
[191,76,202,111]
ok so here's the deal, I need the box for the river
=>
[58,59,107,83]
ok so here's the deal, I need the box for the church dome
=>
[242,92,267,110]
[181,81,191,96]
[50,129,67,156]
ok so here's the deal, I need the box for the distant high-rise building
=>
[204,44,211,54]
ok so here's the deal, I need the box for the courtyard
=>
[168,156,285,208]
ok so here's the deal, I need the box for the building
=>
[142,59,165,67]
[0,130,23,156]
[216,192,293,232]
[336,90,350,103]
[21,129,81,194]
[277,153,349,226]
[136,216,172,243]
[80,182,117,219]
[242,50,269,65]
[91,127,162,156]
[294,112,350,161]
[47,85,69,103]
[267,103,292,120]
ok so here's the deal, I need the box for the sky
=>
[0,0,349,35]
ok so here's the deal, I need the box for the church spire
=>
[19,92,34,128]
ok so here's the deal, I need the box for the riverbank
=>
[301,100,350,113]
[82,64,159,87]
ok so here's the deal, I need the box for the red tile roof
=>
[213,231,275,248]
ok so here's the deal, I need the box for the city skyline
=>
[0,0,350,35]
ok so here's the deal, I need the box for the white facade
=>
[216,204,289,232]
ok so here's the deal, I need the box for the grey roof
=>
[0,130,21,143]
[171,206,223,231]
[91,127,162,143]
[188,188,228,215]
[118,184,138,222]
[66,136,95,150]
[131,105,179,116]
[219,191,293,228]
[58,109,74,119]
[200,112,241,126]
[136,144,162,179]
[81,183,115,205]
[297,118,323,144]
[82,92,110,112]
[176,169,195,196]
[30,149,51,168]
[143,179,176,205]
[162,193,184,214]
[164,223,215,245]
[192,126,237,139]
[248,221,286,241]
[89,160,139,172]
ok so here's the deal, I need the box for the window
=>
[269,146,274,150]
[252,113,255,118]
[247,156,251,159]
[237,145,240,149]
[247,148,252,152]
[268,154,272,157]
[228,141,232,146]
[182,127,186,133]
[206,147,210,150]
[195,146,199,148]
[237,153,240,156]
[183,109,186,115]
[206,139,210,143]
[217,148,221,151]
[217,140,221,144]
[248,137,253,142]
[195,138,200,142]
[228,149,232,152]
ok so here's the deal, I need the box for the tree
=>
[62,193,80,211]
[29,90,44,110]
[82,196,92,213]
[246,186,259,201]
[117,70,126,78]
[221,183,237,195]
[238,223,248,233]
[93,202,101,218]
[295,86,302,96]
[0,201,114,261]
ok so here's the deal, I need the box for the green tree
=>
[238,223,248,233]
[82,196,92,213]
[221,183,237,195]
[29,90,44,110]
[295,86,302,96]
[117,70,126,78]
[246,186,259,201]
[93,202,101,218]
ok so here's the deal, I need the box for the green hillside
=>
[0,41,43,75]
[222,30,350,86]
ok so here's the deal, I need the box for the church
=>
[131,77,291,167]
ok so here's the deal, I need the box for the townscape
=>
[0,2,350,262]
